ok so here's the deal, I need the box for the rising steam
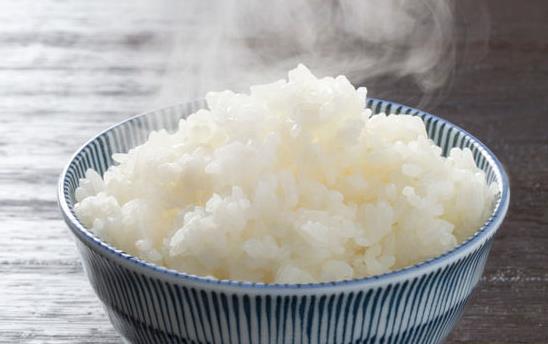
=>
[157,0,460,105]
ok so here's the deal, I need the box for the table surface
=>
[1,1,547,343]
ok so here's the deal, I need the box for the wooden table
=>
[1,1,546,342]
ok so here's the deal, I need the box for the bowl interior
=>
[59,98,508,287]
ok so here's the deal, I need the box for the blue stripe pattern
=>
[59,99,509,344]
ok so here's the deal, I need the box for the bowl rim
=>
[58,98,510,290]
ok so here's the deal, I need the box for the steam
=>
[157,0,459,105]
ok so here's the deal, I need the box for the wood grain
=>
[1,0,546,343]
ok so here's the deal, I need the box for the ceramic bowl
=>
[58,99,509,344]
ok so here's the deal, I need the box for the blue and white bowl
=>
[58,99,509,344]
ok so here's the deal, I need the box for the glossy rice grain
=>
[74,65,496,283]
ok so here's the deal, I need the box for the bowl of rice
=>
[58,65,509,344]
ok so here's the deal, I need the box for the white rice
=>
[75,65,496,283]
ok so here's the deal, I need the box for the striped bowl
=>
[58,99,509,344]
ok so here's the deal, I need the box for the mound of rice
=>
[75,65,496,283]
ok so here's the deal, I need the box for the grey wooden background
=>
[1,0,546,343]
